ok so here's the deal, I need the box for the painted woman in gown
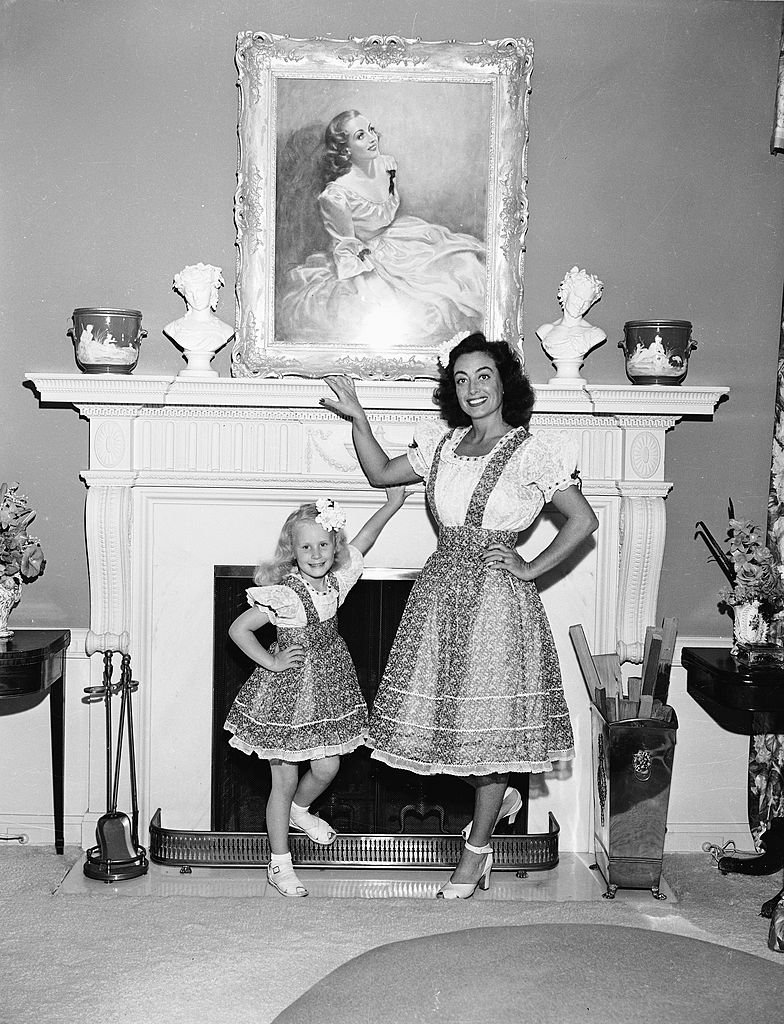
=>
[276,111,485,346]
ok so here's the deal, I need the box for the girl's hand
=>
[482,543,536,581]
[320,375,366,421]
[268,645,305,672]
[385,485,413,509]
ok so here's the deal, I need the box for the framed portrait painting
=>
[232,33,533,380]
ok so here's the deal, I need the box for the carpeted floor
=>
[0,845,781,1023]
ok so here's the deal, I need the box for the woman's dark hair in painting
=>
[322,109,381,186]
[434,332,536,430]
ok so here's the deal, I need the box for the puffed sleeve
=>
[334,544,365,605]
[245,585,301,625]
[318,188,372,281]
[405,418,448,479]
[521,431,580,501]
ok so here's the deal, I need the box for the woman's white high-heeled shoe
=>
[436,841,493,900]
[461,786,523,841]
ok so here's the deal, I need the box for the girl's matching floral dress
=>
[224,546,368,761]
[368,419,578,777]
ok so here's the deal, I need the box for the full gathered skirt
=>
[225,618,368,762]
[277,215,485,345]
[368,526,575,776]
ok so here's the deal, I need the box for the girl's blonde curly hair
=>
[254,503,349,585]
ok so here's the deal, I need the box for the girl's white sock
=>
[290,801,310,817]
[270,851,292,866]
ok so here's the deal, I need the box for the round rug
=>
[271,923,782,1023]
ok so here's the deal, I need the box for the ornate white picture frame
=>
[232,33,533,380]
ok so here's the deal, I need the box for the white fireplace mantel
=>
[25,372,727,416]
[25,372,728,851]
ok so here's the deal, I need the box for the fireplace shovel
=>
[83,651,148,882]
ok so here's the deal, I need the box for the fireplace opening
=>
[212,566,533,837]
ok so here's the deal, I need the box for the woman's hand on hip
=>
[320,375,367,422]
[482,543,536,581]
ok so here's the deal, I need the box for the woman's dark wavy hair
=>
[322,110,381,187]
[433,332,535,429]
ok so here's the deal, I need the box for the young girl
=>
[224,489,408,897]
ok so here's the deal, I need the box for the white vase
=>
[0,579,21,639]
[733,600,769,649]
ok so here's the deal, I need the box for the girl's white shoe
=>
[460,786,523,841]
[436,841,493,900]
[289,802,337,845]
[267,856,308,897]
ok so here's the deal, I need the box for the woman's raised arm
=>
[320,375,422,487]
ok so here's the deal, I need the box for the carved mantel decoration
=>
[25,373,727,852]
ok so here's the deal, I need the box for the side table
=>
[682,645,784,918]
[0,629,71,853]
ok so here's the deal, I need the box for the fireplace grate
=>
[148,808,560,871]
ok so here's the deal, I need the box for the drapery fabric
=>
[758,258,784,843]
[772,9,784,154]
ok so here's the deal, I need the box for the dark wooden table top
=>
[0,628,71,668]
[682,645,784,718]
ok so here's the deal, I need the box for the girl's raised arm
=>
[350,486,411,555]
[320,375,422,488]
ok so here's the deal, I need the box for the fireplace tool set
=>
[82,651,148,881]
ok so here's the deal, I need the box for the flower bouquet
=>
[695,501,784,657]
[0,482,46,638]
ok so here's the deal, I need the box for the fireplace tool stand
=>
[83,651,148,882]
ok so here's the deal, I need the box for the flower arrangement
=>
[0,482,46,592]
[695,502,784,621]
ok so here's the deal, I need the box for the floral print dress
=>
[367,420,578,777]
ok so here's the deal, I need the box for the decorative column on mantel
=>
[26,373,728,668]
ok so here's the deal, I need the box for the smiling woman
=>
[276,109,486,349]
[321,332,599,899]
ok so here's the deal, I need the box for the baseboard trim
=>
[0,812,84,847]
[664,822,755,854]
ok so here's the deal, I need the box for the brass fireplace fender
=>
[148,808,560,872]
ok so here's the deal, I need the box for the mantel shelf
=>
[25,372,729,417]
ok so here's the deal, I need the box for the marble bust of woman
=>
[536,266,605,384]
[163,262,234,377]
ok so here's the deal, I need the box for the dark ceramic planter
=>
[620,320,695,385]
[69,308,146,374]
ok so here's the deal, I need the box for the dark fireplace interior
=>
[212,567,531,837]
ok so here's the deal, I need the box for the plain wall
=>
[2,0,782,637]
